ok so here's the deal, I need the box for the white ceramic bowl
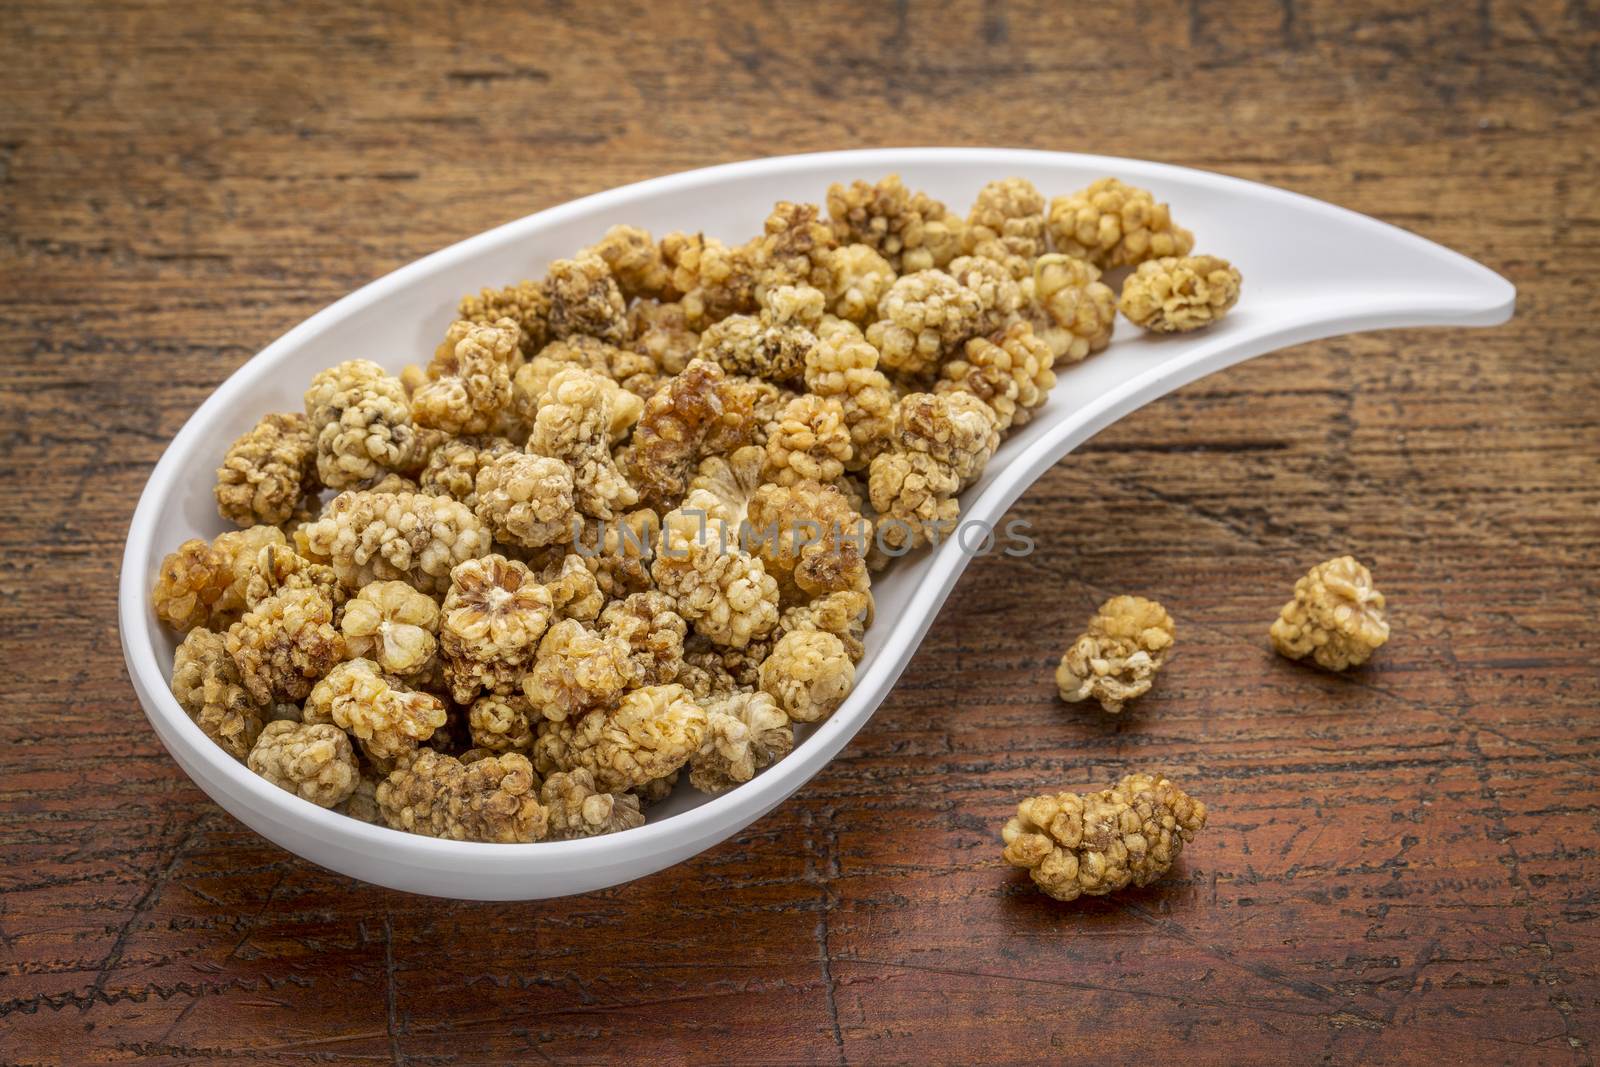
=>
[119,148,1514,899]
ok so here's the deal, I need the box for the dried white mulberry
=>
[439,555,555,701]
[305,658,447,760]
[300,490,493,595]
[1047,178,1195,270]
[1119,255,1242,334]
[304,359,417,490]
[759,629,854,723]
[689,690,793,794]
[377,748,547,843]
[412,318,520,435]
[546,254,629,343]
[532,684,707,793]
[248,721,360,808]
[1023,254,1117,365]
[1056,596,1176,713]
[936,321,1056,431]
[1002,773,1207,902]
[963,177,1048,279]
[171,626,267,759]
[339,580,439,676]
[1270,555,1389,671]
[866,270,985,378]
[826,175,964,273]
[460,279,549,359]
[473,452,577,549]
[540,768,646,838]
[215,412,318,527]
[651,507,779,649]
[224,587,344,705]
[528,367,639,519]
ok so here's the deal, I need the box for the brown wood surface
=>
[2,1,1597,1063]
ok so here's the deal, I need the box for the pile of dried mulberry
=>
[154,172,1241,845]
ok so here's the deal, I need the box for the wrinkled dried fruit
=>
[305,658,448,760]
[1047,178,1195,269]
[1119,255,1242,334]
[759,629,855,723]
[378,749,547,842]
[1002,773,1207,902]
[1270,555,1389,671]
[248,721,360,808]
[216,412,318,527]
[540,768,646,838]
[1056,596,1176,713]
[340,582,437,675]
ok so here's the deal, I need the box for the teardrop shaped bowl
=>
[118,148,1514,899]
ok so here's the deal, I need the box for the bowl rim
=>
[118,145,1516,875]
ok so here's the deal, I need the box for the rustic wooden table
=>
[3,1,1596,1063]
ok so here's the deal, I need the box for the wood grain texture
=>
[2,0,1596,1063]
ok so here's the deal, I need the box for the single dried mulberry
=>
[532,683,707,793]
[936,321,1056,431]
[536,551,606,622]
[377,748,547,843]
[1056,595,1176,713]
[440,555,555,701]
[215,412,318,527]
[744,480,871,605]
[545,254,629,343]
[305,658,448,760]
[625,358,751,507]
[231,537,342,613]
[866,270,985,377]
[826,175,964,273]
[417,435,518,508]
[684,445,767,529]
[804,327,897,469]
[1119,255,1242,334]
[1046,178,1195,269]
[572,507,659,599]
[528,367,639,519]
[600,589,687,689]
[778,588,872,663]
[628,299,700,377]
[152,537,239,633]
[473,452,578,549]
[759,629,854,723]
[697,284,823,384]
[585,224,671,300]
[1269,555,1389,671]
[304,359,417,489]
[412,318,520,435]
[945,254,1024,336]
[825,243,897,324]
[1002,773,1207,902]
[688,690,793,794]
[341,581,439,675]
[300,490,493,595]
[659,232,760,328]
[523,618,635,721]
[467,693,537,752]
[540,768,646,838]
[512,337,651,424]
[867,449,962,553]
[764,394,853,485]
[757,201,837,295]
[224,587,343,705]
[460,279,550,359]
[171,627,267,759]
[963,177,1048,279]
[1023,254,1117,365]
[247,721,360,808]
[651,507,779,649]
[896,391,1000,488]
